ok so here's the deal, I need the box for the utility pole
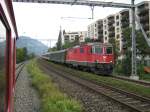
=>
[130,0,139,80]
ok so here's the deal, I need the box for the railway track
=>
[112,75,150,87]
[39,59,150,112]
[16,62,25,82]
[42,57,150,87]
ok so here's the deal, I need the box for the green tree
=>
[16,47,28,63]
[56,29,62,50]
[119,27,150,74]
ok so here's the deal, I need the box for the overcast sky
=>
[13,0,149,47]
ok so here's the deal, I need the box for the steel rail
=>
[112,75,150,87]
[16,62,25,82]
[39,59,150,112]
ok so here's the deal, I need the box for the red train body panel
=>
[0,0,18,112]
[65,43,114,74]
[66,43,114,64]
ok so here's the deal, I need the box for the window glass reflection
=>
[0,20,6,112]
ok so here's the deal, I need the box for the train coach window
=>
[0,20,7,111]
[95,46,103,54]
[106,47,112,54]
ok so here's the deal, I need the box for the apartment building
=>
[88,19,103,42]
[115,9,130,51]
[87,1,150,53]
[136,1,150,39]
[103,17,108,43]
[108,15,115,41]
[103,14,115,43]
[63,31,87,44]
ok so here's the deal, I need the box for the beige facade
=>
[88,19,103,42]
[63,31,87,44]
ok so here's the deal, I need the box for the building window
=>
[116,15,119,19]
[104,20,106,24]
[117,28,119,32]
[116,22,119,26]
[0,19,7,111]
[116,34,120,39]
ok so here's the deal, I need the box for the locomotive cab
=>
[91,43,114,74]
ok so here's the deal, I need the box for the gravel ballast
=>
[39,62,132,112]
[14,66,40,112]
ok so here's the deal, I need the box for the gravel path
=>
[39,62,132,112]
[14,65,40,112]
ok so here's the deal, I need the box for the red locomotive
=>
[43,43,114,75]
[0,0,18,112]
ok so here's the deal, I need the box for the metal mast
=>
[13,0,134,8]
[130,0,138,80]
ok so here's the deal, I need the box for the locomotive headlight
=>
[103,56,106,59]
[110,61,112,63]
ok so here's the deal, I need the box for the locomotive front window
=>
[106,47,112,54]
[0,19,7,111]
[95,46,103,54]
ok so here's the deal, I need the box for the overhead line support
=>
[13,0,134,8]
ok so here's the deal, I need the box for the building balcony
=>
[108,26,115,31]
[140,15,149,23]
[108,32,115,37]
[108,16,114,20]
[98,30,103,34]
[98,26,103,30]
[108,20,115,25]
[138,8,149,16]
[121,10,129,15]
[121,22,129,28]
[142,23,149,31]
[138,3,149,10]
[121,16,129,22]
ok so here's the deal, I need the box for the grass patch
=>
[27,60,83,112]
[48,61,150,98]
[140,73,150,81]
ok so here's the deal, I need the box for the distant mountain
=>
[16,36,48,55]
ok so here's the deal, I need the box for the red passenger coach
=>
[66,43,114,74]
[0,0,18,112]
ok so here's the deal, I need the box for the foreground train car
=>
[0,0,18,112]
[43,43,114,75]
